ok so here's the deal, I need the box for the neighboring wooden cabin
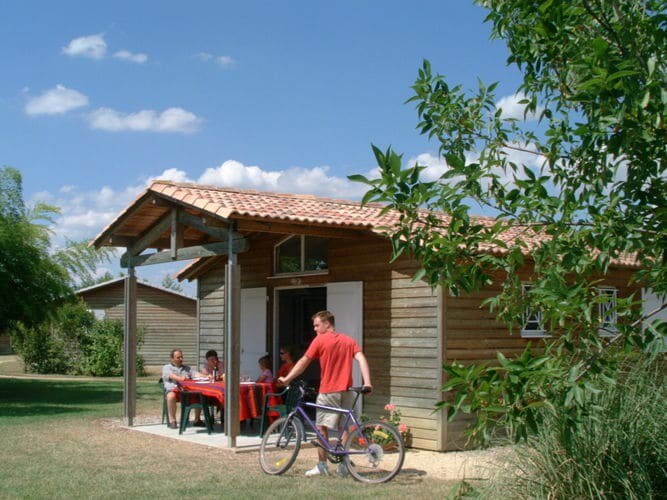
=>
[76,278,197,366]
[91,180,641,451]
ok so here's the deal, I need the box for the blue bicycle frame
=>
[290,392,366,457]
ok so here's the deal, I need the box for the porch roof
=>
[90,180,640,276]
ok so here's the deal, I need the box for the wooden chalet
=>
[76,278,197,366]
[91,180,641,450]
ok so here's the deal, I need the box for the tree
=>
[0,166,114,331]
[161,274,183,293]
[0,167,71,330]
[353,0,666,443]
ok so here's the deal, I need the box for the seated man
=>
[162,349,204,428]
[199,349,224,381]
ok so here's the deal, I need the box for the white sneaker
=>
[305,462,330,477]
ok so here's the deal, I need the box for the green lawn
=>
[0,374,456,498]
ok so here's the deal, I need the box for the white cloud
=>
[197,160,369,198]
[495,92,544,121]
[216,55,235,67]
[62,34,107,59]
[406,153,452,181]
[196,52,236,67]
[25,85,89,115]
[88,107,201,133]
[113,50,148,63]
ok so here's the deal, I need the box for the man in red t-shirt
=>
[278,310,372,477]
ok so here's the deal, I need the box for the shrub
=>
[10,299,145,377]
[490,354,666,499]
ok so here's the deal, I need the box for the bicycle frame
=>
[289,393,367,457]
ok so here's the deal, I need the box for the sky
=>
[1,1,530,295]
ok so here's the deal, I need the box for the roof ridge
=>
[149,179,387,209]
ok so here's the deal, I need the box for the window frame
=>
[273,234,329,277]
[520,283,549,338]
[597,286,618,337]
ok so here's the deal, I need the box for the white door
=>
[240,287,267,378]
[326,281,363,386]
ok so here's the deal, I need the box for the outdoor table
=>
[177,380,278,422]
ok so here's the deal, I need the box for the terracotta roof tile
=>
[91,180,640,269]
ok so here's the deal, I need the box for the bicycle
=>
[258,384,405,483]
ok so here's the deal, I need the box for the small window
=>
[598,287,618,336]
[274,235,328,275]
[521,284,547,337]
[89,309,106,320]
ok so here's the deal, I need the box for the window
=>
[521,284,547,337]
[89,309,105,320]
[598,287,618,336]
[274,235,328,275]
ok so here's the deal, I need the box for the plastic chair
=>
[158,377,169,426]
[178,389,214,435]
[259,381,304,436]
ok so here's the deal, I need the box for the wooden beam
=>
[107,235,134,247]
[128,211,173,256]
[170,208,182,259]
[236,219,367,239]
[123,268,137,426]
[178,211,235,240]
[120,238,249,267]
[225,263,241,447]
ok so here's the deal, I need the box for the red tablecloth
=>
[177,381,279,421]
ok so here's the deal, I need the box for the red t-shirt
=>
[305,331,360,393]
[277,362,294,379]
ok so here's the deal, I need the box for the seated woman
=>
[256,355,274,383]
[276,345,295,386]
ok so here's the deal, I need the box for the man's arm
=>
[354,351,372,390]
[277,355,312,386]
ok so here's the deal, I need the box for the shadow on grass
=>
[0,378,150,418]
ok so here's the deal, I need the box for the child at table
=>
[256,355,274,383]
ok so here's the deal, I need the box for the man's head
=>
[170,349,184,367]
[312,310,335,335]
[205,349,219,368]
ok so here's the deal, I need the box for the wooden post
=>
[224,225,241,447]
[123,266,137,426]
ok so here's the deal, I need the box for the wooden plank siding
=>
[197,269,225,366]
[235,233,444,451]
[442,265,642,449]
[77,282,196,366]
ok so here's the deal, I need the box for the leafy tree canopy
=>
[353,0,666,443]
[0,167,114,331]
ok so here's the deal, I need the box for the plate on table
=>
[192,377,209,382]
[240,381,255,385]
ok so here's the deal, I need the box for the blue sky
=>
[1,1,528,293]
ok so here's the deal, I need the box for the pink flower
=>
[384,404,396,411]
[398,423,408,433]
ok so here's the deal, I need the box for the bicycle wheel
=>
[343,420,405,483]
[259,416,303,475]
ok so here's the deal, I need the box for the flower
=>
[384,403,396,411]
[398,423,408,433]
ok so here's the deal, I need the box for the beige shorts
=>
[316,391,355,429]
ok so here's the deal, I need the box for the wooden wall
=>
[197,269,225,367]
[442,265,642,449]
[78,282,197,366]
[197,231,446,451]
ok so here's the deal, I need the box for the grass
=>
[0,358,457,498]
